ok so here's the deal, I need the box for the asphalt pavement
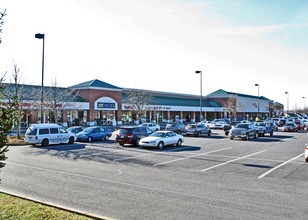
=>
[1,128,308,220]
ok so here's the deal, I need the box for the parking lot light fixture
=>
[196,70,202,122]
[303,97,306,114]
[35,33,45,123]
[285,92,289,115]
[255,84,259,120]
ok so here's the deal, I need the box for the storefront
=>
[4,79,276,128]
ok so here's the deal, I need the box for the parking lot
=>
[69,129,306,179]
[1,128,308,219]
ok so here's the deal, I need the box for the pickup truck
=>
[253,122,274,136]
[223,121,240,135]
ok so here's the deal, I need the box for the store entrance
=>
[97,110,115,125]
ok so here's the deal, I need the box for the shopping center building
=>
[3,79,284,127]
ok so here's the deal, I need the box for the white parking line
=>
[201,150,266,172]
[257,153,304,179]
[153,147,232,167]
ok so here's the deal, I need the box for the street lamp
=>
[35,33,45,123]
[303,97,306,114]
[285,92,289,115]
[255,84,260,120]
[196,70,202,122]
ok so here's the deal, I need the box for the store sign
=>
[97,102,116,109]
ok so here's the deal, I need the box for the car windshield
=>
[235,124,249,129]
[150,132,165,138]
[82,127,94,134]
[117,128,131,134]
[139,124,148,127]
[255,123,266,126]
[166,124,175,128]
[26,127,37,135]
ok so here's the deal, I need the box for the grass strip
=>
[0,192,94,220]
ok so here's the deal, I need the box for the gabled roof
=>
[70,79,122,90]
[2,83,86,102]
[122,89,222,108]
[208,89,270,100]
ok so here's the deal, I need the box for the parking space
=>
[49,128,306,181]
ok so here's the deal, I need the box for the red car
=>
[115,126,153,146]
[282,122,298,132]
[294,121,305,130]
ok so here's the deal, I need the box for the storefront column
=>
[167,111,171,122]
[192,112,196,123]
[180,111,183,122]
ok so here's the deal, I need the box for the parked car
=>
[67,126,86,134]
[278,119,287,127]
[223,121,241,135]
[282,122,298,132]
[229,123,258,140]
[139,131,184,149]
[294,121,305,130]
[138,123,160,132]
[25,123,76,147]
[208,119,228,129]
[253,122,274,137]
[305,144,308,163]
[76,126,112,142]
[185,124,211,137]
[115,126,153,146]
[165,122,185,134]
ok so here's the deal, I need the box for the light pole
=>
[255,84,259,120]
[285,92,289,115]
[303,97,306,114]
[196,70,202,122]
[35,33,45,123]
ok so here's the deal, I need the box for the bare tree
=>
[224,95,243,120]
[44,77,79,123]
[0,9,7,44]
[125,89,153,123]
[2,63,31,139]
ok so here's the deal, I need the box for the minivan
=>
[25,123,76,146]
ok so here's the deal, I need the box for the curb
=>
[0,190,116,220]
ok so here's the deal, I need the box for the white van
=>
[25,123,76,146]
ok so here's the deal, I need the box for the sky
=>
[1,0,308,111]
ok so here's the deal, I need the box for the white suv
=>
[25,123,76,147]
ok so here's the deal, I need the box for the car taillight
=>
[127,134,134,138]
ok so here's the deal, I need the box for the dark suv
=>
[115,126,153,146]
[165,122,185,134]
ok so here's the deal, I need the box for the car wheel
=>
[225,132,229,136]
[270,131,273,136]
[255,132,259,139]
[230,137,234,140]
[306,157,308,163]
[135,140,141,147]
[41,139,49,147]
[158,141,164,150]
[208,131,211,136]
[176,139,182,147]
[119,143,124,146]
[105,135,110,141]
[68,136,74,144]
[87,136,93,142]
[245,133,249,141]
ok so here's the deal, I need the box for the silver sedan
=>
[139,131,184,149]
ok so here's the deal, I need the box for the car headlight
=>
[241,131,246,135]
